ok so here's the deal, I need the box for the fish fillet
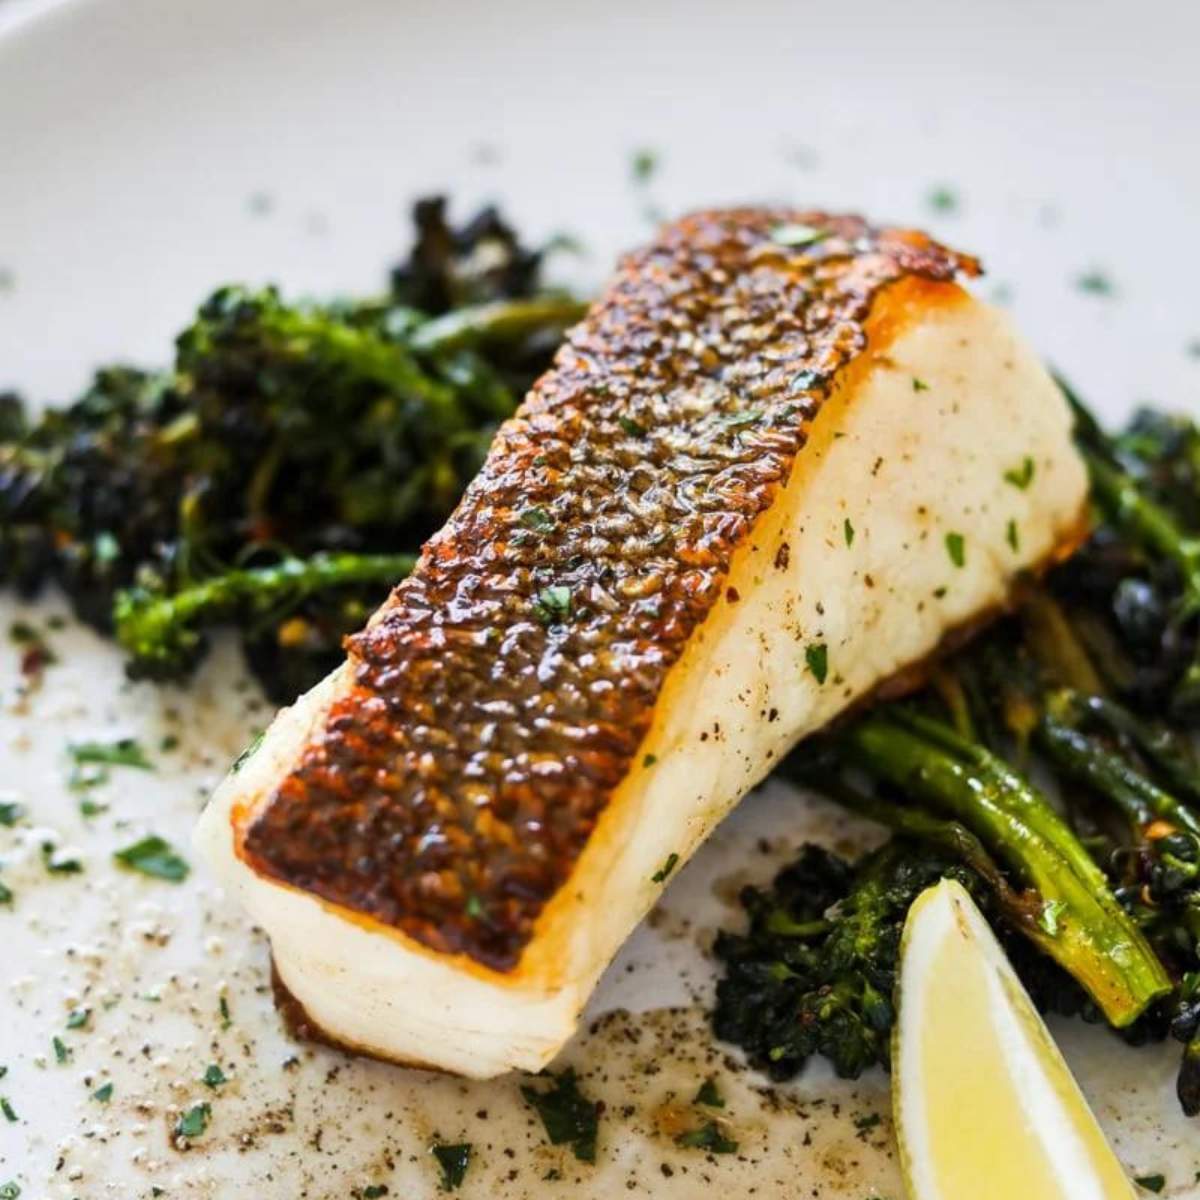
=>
[196,209,1089,1078]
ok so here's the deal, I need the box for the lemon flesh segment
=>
[894,879,1135,1200]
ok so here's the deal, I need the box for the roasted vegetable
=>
[0,199,576,700]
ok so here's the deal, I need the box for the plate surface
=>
[1,0,1199,1196]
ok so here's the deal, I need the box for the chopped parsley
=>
[175,1101,212,1140]
[651,852,679,884]
[113,835,190,882]
[617,414,644,437]
[630,148,658,185]
[770,223,827,248]
[694,1078,725,1108]
[1076,269,1115,297]
[65,1008,90,1030]
[0,802,23,827]
[361,1188,389,1200]
[1135,1175,1166,1194]
[0,1182,19,1200]
[230,730,264,773]
[465,894,485,920]
[1007,519,1020,552]
[843,518,855,547]
[1038,899,1067,937]
[1003,456,1036,490]
[93,1082,114,1103]
[945,532,966,568]
[41,842,83,875]
[805,642,828,685]
[1,1098,16,1122]
[52,1036,70,1064]
[79,797,108,818]
[219,996,232,1029]
[643,753,657,767]
[68,738,153,770]
[519,506,556,533]
[675,1120,738,1154]
[718,409,762,429]
[532,585,573,626]
[520,1067,599,1163]
[431,1142,472,1191]
[911,377,930,393]
[926,185,960,215]
[0,881,12,906]
[202,1064,227,1088]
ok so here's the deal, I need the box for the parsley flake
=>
[694,1078,725,1108]
[203,1064,227,1088]
[1076,269,1116,297]
[0,1099,16,1123]
[532,585,573,626]
[519,506,556,533]
[651,852,679,884]
[843,518,855,547]
[114,836,190,882]
[68,738,153,770]
[431,1143,472,1191]
[0,1182,19,1199]
[41,843,83,875]
[1006,519,1020,552]
[65,1008,90,1030]
[1135,1175,1166,1194]
[230,730,264,774]
[520,1068,599,1163]
[175,1101,212,1140]
[93,1082,114,1103]
[1003,456,1036,490]
[770,223,828,248]
[630,148,658,185]
[643,753,658,767]
[912,377,930,393]
[926,185,960,214]
[52,1036,70,1064]
[945,532,966,568]
[675,1120,738,1154]
[805,642,828,685]
[0,802,23,827]
[1038,899,1067,936]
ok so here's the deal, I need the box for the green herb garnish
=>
[945,532,966,568]
[694,1078,725,1108]
[675,1120,738,1154]
[843,518,855,547]
[114,836,190,882]
[93,1082,114,1103]
[532,585,573,626]
[431,1143,472,1191]
[520,1067,599,1163]
[519,506,556,533]
[651,853,680,884]
[0,803,23,827]
[1004,456,1036,490]
[69,739,153,770]
[41,843,83,875]
[770,223,827,248]
[202,1064,226,1088]
[175,1101,212,1140]
[805,642,828,685]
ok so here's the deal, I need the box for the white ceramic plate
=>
[2,1,1199,1196]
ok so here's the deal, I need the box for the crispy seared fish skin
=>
[197,209,1088,1076]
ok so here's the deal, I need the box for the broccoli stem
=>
[840,710,1172,1025]
[1038,695,1200,839]
[1051,689,1200,807]
[797,771,1052,945]
[114,551,415,680]
[411,297,590,355]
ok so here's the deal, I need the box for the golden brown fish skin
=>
[242,209,978,971]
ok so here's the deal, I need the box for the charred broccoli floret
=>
[0,199,582,700]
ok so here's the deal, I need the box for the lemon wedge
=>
[894,879,1135,1200]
